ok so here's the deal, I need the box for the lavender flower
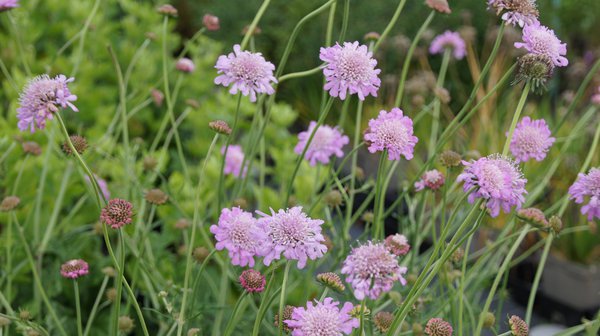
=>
[508,117,555,163]
[285,298,359,336]
[364,108,418,161]
[415,169,446,191]
[214,44,277,102]
[0,0,18,11]
[17,75,78,132]
[176,58,195,73]
[515,22,568,67]
[319,41,381,101]
[60,259,89,279]
[341,241,407,300]
[384,234,410,256]
[294,122,349,166]
[488,0,539,27]
[568,168,600,221]
[221,145,247,178]
[429,31,466,60]
[85,174,110,200]
[210,207,266,267]
[202,14,220,31]
[257,207,327,269]
[457,154,527,217]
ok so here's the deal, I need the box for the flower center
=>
[338,49,371,83]
[376,120,408,148]
[302,307,340,336]
[480,162,506,194]
[514,126,545,152]
[231,54,263,83]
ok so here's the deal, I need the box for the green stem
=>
[524,233,553,324]
[113,231,125,336]
[277,262,292,335]
[457,234,474,335]
[357,298,367,336]
[223,292,249,336]
[428,49,450,156]
[83,275,109,336]
[502,81,531,156]
[338,0,350,42]
[240,0,271,50]
[372,0,407,52]
[252,267,277,336]
[217,95,242,211]
[373,151,388,240]
[212,268,230,336]
[74,280,83,336]
[345,100,364,240]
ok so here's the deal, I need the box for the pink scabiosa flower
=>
[294,122,349,166]
[319,41,381,101]
[285,298,359,336]
[591,86,600,105]
[364,108,418,161]
[415,169,446,191]
[17,74,78,133]
[429,31,466,60]
[508,117,555,163]
[568,168,600,221]
[239,269,266,293]
[257,207,327,269]
[341,241,408,300]
[515,22,568,67]
[457,154,527,217]
[425,318,453,336]
[221,145,247,178]
[60,259,89,279]
[0,0,18,11]
[210,207,266,267]
[487,0,539,27]
[100,199,134,229]
[384,234,411,256]
[202,13,220,31]
[214,44,277,102]
[175,58,195,73]
[85,174,110,200]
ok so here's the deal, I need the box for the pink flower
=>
[319,41,381,101]
[341,241,407,300]
[568,167,600,221]
[508,117,555,163]
[384,234,411,256]
[0,0,18,11]
[17,74,78,133]
[415,169,445,191]
[85,174,110,200]
[60,259,89,279]
[487,0,539,27]
[210,207,266,267]
[221,145,247,178]
[176,58,195,73]
[364,108,418,161]
[591,86,600,105]
[457,154,527,217]
[429,31,466,60]
[202,14,220,31]
[425,318,453,336]
[257,207,327,269]
[294,122,349,166]
[214,44,277,102]
[515,22,568,67]
[285,297,359,336]
[100,199,134,229]
[239,269,266,293]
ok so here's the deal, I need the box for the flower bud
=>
[316,272,345,292]
[0,196,20,212]
[202,14,220,31]
[209,120,232,135]
[63,135,88,155]
[373,311,394,333]
[439,150,462,167]
[157,4,177,16]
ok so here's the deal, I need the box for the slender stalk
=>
[83,275,109,336]
[113,230,125,336]
[252,267,277,336]
[357,298,367,336]
[457,235,474,334]
[372,0,407,52]
[524,233,553,324]
[372,151,388,239]
[277,262,292,335]
[502,81,531,156]
[70,0,102,77]
[223,292,249,336]
[345,100,364,239]
[217,94,242,211]
[240,0,271,50]
[428,49,451,156]
[74,280,83,336]
[212,269,230,336]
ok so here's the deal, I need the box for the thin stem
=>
[372,0,407,52]
[428,49,451,156]
[83,275,109,336]
[252,267,277,336]
[74,280,83,336]
[217,94,243,211]
[373,151,388,240]
[502,81,531,156]
[357,298,367,335]
[524,234,553,324]
[223,292,249,336]
[240,0,272,50]
[345,100,364,239]
[212,268,230,336]
[277,262,292,335]
[457,234,474,335]
[113,230,125,336]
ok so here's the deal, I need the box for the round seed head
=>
[118,316,135,334]
[144,189,169,205]
[439,150,461,167]
[274,305,295,332]
[0,196,20,212]
[373,311,394,333]
[209,120,232,135]
[22,141,42,156]
[62,135,88,155]
[316,272,345,292]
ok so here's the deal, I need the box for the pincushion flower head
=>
[341,241,408,300]
[515,22,568,67]
[257,206,327,269]
[508,117,555,163]
[0,0,18,11]
[284,298,359,336]
[364,108,418,161]
[429,31,466,60]
[214,44,277,102]
[175,58,195,73]
[294,122,349,166]
[319,41,381,101]
[425,318,453,336]
[100,199,134,229]
[488,0,539,27]
[568,167,600,221]
[415,169,446,191]
[17,74,78,132]
[239,269,266,293]
[457,154,527,217]
[60,259,89,279]
[210,207,267,267]
[221,145,247,178]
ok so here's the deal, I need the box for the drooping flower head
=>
[426,0,451,14]
[17,75,78,132]
[239,269,266,293]
[384,234,411,256]
[508,117,555,163]
[0,0,18,12]
[488,0,539,27]
[100,199,134,229]
[257,206,327,269]
[429,31,466,60]
[175,58,195,73]
[294,122,349,166]
[415,169,446,191]
[221,145,247,178]
[316,272,346,292]
[515,22,568,67]
[214,44,277,102]
[425,318,453,336]
[60,259,89,279]
[210,207,266,267]
[202,14,220,31]
[285,298,359,336]
[319,41,381,101]
[364,108,418,161]
[341,241,408,300]
[457,154,527,217]
[568,167,600,221]
[508,315,529,336]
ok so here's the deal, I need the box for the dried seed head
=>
[549,215,562,234]
[25,329,40,336]
[178,244,188,256]
[102,267,116,277]
[517,207,549,229]
[508,315,529,336]
[22,141,42,156]
[316,272,345,292]
[434,87,451,104]
[118,316,135,334]
[241,25,261,35]
[356,167,366,180]
[349,304,370,318]
[439,150,462,167]
[364,32,381,42]
[62,135,88,155]
[324,190,343,207]
[209,120,232,135]
[0,196,20,212]
[175,218,190,230]
[412,323,424,336]
[323,234,334,251]
[274,305,295,332]
[144,189,168,205]
[143,156,158,171]
[514,54,554,93]
[482,311,496,328]
[193,247,210,263]
[239,269,266,293]
[373,311,394,333]
[451,247,465,263]
[425,0,451,14]
[361,211,374,223]
[233,197,248,209]
[157,4,177,16]
[0,316,10,327]
[186,99,200,108]
[106,287,118,302]
[424,318,453,336]
[19,310,31,320]
[187,328,201,336]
